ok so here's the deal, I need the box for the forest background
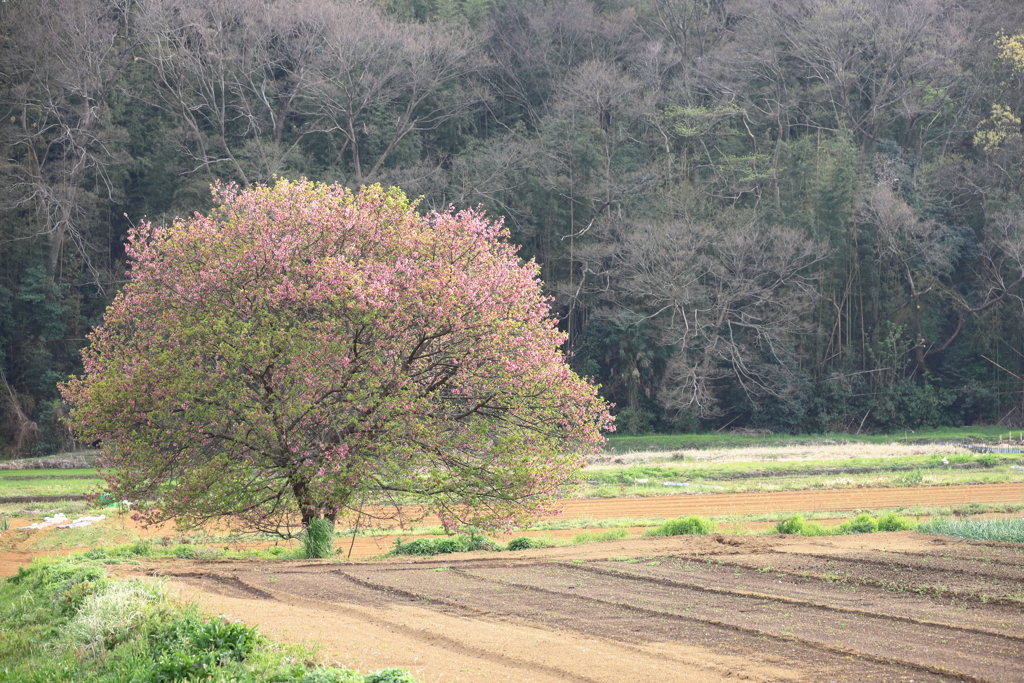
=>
[3,0,1024,457]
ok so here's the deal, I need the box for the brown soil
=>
[113,532,1024,683]
[554,482,1024,520]
[6,483,1024,682]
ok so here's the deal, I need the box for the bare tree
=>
[858,181,951,377]
[595,213,828,416]
[314,12,484,184]
[0,0,135,279]
[136,0,484,187]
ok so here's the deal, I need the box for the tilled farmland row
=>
[146,532,1024,682]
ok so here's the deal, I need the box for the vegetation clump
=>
[0,558,419,683]
[835,513,879,534]
[918,516,1024,543]
[303,518,335,559]
[505,536,548,551]
[389,533,493,556]
[644,515,716,537]
[875,512,915,531]
[774,512,915,536]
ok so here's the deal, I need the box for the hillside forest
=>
[3,0,1024,456]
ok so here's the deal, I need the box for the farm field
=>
[4,436,1024,681]
[125,531,1024,683]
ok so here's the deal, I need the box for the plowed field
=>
[119,531,1024,683]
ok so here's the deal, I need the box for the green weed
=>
[303,518,335,559]
[835,513,878,534]
[389,532,494,556]
[876,512,915,531]
[644,515,716,537]
[570,528,629,544]
[0,557,419,683]
[505,536,548,551]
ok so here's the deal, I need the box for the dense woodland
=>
[3,0,1024,456]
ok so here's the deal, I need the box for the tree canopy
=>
[61,180,612,536]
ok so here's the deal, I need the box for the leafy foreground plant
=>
[0,558,419,683]
[644,515,716,537]
[918,516,1024,543]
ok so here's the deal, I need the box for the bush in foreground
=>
[0,558,418,683]
[644,516,716,537]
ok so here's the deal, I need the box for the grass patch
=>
[569,528,629,544]
[505,536,549,551]
[644,515,716,537]
[579,452,1023,499]
[602,427,1018,453]
[0,468,99,479]
[388,533,495,556]
[0,476,103,497]
[0,557,417,682]
[302,518,335,559]
[918,516,1024,543]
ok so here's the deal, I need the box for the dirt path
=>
[118,532,1024,683]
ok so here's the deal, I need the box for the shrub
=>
[775,515,806,534]
[300,669,365,683]
[773,516,832,536]
[389,533,494,557]
[801,522,830,536]
[171,544,197,559]
[876,512,915,531]
[303,518,335,559]
[645,516,716,537]
[505,536,547,551]
[835,513,878,534]
[366,668,418,683]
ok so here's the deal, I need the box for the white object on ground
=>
[662,482,690,487]
[17,513,69,530]
[56,514,106,529]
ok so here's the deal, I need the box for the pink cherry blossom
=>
[62,180,613,538]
